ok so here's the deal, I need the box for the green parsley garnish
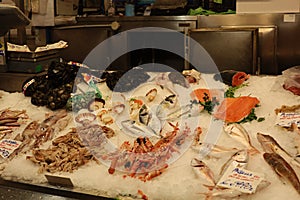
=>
[199,93,219,114]
[225,83,248,98]
[238,108,265,123]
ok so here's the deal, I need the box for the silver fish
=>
[224,123,259,155]
[191,158,215,186]
[121,120,160,138]
[156,94,178,119]
[163,101,203,121]
[263,152,300,194]
[219,150,249,179]
[192,143,238,154]
[257,132,300,168]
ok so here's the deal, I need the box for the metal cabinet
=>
[51,16,197,71]
[189,27,258,74]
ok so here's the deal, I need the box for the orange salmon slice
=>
[191,88,223,102]
[213,96,260,123]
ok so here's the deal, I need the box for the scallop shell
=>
[75,113,96,125]
[112,103,125,114]
[88,98,105,112]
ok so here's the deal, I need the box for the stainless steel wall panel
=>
[51,27,111,64]
[197,14,300,74]
[189,28,258,74]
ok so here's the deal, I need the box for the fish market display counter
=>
[0,71,299,200]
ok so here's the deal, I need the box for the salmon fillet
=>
[213,96,260,122]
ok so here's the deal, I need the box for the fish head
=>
[223,123,235,134]
[232,150,248,163]
[257,133,273,143]
[257,133,278,153]
[263,152,275,163]
[165,94,177,106]
[190,158,205,168]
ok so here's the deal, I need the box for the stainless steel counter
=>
[76,15,198,22]
[0,179,110,200]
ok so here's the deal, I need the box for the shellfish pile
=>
[27,130,94,173]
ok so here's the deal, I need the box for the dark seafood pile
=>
[22,61,79,110]
[104,68,150,92]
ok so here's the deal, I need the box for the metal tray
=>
[7,49,60,59]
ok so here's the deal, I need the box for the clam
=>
[97,110,114,125]
[145,88,157,102]
[88,98,105,112]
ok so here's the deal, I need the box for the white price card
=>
[283,14,296,23]
[217,166,264,194]
[276,112,300,128]
[0,139,22,159]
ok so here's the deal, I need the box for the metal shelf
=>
[0,4,30,36]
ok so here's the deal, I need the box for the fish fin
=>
[202,184,216,191]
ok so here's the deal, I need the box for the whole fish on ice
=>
[191,158,215,186]
[219,150,249,179]
[263,152,300,194]
[224,123,259,155]
[257,132,300,168]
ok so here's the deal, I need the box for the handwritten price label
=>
[217,166,264,194]
[276,112,300,128]
[0,139,22,159]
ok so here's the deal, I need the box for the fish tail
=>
[248,145,260,155]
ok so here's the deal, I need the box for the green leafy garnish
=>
[199,93,219,114]
[238,108,265,123]
[225,83,248,98]
[257,117,265,122]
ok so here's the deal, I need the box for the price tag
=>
[217,166,264,194]
[0,139,22,159]
[45,174,74,188]
[276,112,300,128]
[283,14,296,23]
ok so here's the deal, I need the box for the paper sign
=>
[283,14,296,23]
[0,139,22,159]
[45,174,74,188]
[217,166,264,194]
[276,112,300,127]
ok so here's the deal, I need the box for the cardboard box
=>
[237,0,300,13]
